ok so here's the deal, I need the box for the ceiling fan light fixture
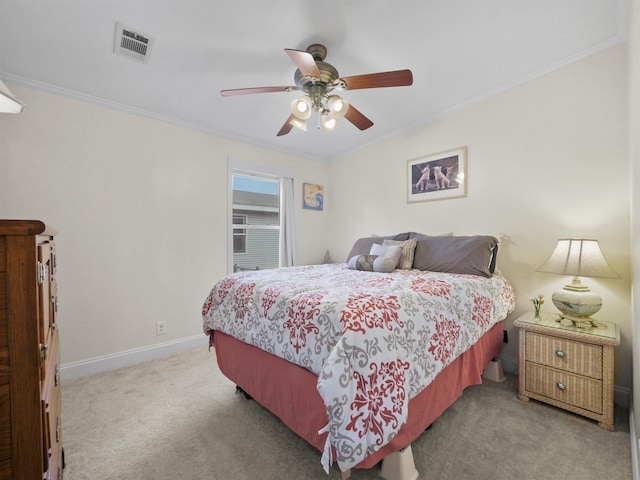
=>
[289,115,308,131]
[221,43,412,136]
[321,114,338,131]
[328,95,349,118]
[291,97,312,119]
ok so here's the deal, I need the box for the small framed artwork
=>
[407,147,467,203]
[303,182,324,211]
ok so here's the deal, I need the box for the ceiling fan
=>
[220,44,413,136]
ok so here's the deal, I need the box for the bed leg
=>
[380,444,419,480]
[482,359,505,383]
[341,469,352,479]
[235,385,253,400]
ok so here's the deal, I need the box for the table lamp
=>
[536,238,619,328]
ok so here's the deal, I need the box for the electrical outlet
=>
[156,321,167,336]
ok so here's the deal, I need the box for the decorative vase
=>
[530,294,544,320]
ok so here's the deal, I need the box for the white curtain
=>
[280,176,297,267]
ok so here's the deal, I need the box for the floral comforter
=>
[202,263,515,472]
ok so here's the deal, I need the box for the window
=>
[228,158,297,274]
[231,173,281,272]
[232,214,247,253]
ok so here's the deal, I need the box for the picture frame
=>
[302,182,324,211]
[407,147,467,203]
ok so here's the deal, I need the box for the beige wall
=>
[629,0,640,450]
[0,86,330,364]
[329,44,632,391]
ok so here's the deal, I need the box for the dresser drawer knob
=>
[556,382,567,391]
[555,349,566,358]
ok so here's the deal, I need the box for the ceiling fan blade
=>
[341,69,413,90]
[285,49,321,79]
[221,86,297,96]
[277,115,295,136]
[344,104,374,131]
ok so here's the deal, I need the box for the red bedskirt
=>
[214,321,503,469]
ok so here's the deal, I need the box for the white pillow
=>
[369,243,402,268]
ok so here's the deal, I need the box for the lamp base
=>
[555,314,603,329]
[551,278,602,318]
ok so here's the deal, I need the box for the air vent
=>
[113,22,154,64]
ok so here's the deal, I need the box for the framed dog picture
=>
[407,147,467,203]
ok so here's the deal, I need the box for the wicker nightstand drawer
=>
[525,363,603,414]
[525,331,603,379]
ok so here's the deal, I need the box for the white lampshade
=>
[288,115,307,131]
[0,80,24,114]
[536,239,619,321]
[536,239,619,279]
[291,97,312,120]
[327,95,349,118]
[321,114,338,131]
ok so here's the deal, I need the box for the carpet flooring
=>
[61,347,632,480]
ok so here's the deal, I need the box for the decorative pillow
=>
[347,255,377,271]
[369,243,402,268]
[347,255,397,273]
[408,232,454,240]
[371,232,410,241]
[373,256,397,273]
[411,235,499,277]
[345,232,410,262]
[382,238,417,270]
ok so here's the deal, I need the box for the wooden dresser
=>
[0,220,63,479]
[514,311,620,430]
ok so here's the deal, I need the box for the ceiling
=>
[0,1,628,161]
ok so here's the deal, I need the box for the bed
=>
[202,233,515,478]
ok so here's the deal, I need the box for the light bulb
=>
[324,118,337,130]
[327,96,349,118]
[291,97,312,120]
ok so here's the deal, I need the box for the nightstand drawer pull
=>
[555,349,566,358]
[556,382,567,391]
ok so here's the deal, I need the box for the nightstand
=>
[514,311,620,430]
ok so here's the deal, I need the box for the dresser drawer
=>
[525,331,603,379]
[42,329,62,480]
[43,394,62,480]
[43,327,60,388]
[525,362,603,414]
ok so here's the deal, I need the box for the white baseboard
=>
[60,334,209,381]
